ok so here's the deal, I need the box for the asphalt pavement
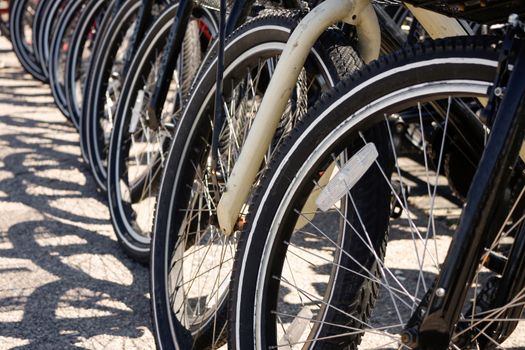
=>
[0,36,155,349]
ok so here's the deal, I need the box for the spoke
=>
[361,131,441,270]
[282,252,307,308]
[285,241,416,309]
[270,311,403,349]
[270,331,396,349]
[453,288,525,340]
[426,97,451,267]
[415,103,437,297]
[275,274,399,339]
[196,232,231,329]
[382,122,432,304]
[345,190,406,325]
[294,207,417,307]
[311,167,418,305]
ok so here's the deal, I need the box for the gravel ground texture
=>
[0,37,155,349]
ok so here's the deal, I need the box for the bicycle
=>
[105,0,213,263]
[147,0,473,348]
[48,0,91,120]
[103,0,381,265]
[229,1,525,348]
[79,0,204,185]
[63,0,114,129]
[80,0,169,168]
[33,0,68,80]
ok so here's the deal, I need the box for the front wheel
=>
[48,0,86,119]
[229,36,525,349]
[106,2,206,263]
[64,0,109,129]
[150,11,362,350]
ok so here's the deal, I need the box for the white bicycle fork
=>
[217,0,469,235]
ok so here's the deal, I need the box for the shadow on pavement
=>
[0,59,154,348]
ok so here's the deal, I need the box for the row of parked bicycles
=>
[5,0,525,348]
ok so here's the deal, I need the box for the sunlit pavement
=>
[0,36,155,349]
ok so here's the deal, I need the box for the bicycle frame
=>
[144,0,300,126]
[119,0,154,76]
[216,0,470,234]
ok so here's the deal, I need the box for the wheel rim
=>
[112,15,215,247]
[249,78,525,349]
[117,40,183,244]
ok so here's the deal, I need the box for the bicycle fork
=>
[216,0,381,234]
[215,0,470,235]
[146,0,194,130]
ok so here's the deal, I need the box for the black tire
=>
[64,0,109,130]
[106,2,206,263]
[150,11,361,350]
[83,2,218,191]
[48,0,87,119]
[36,0,69,79]
[10,0,46,81]
[79,0,138,165]
[229,37,508,349]
[80,0,143,180]
[31,0,50,70]
[78,0,124,165]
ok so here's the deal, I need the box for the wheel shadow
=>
[0,67,55,108]
[0,114,107,224]
[0,50,154,348]
[0,220,151,348]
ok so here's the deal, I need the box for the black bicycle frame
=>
[145,0,194,129]
[144,0,307,126]
[144,0,263,128]
[417,34,525,349]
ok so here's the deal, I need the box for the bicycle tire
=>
[79,0,139,165]
[228,36,523,349]
[36,0,69,79]
[31,0,50,70]
[49,0,88,120]
[106,2,204,262]
[10,0,46,82]
[64,0,109,130]
[80,0,155,182]
[150,11,362,349]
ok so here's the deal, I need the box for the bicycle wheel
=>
[10,0,46,81]
[36,0,69,79]
[49,0,87,119]
[106,2,207,262]
[64,0,109,129]
[229,36,525,349]
[79,0,136,165]
[150,11,361,349]
[82,0,211,189]
[31,0,50,69]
